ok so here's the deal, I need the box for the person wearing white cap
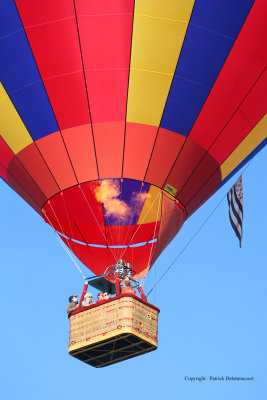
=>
[82,292,94,307]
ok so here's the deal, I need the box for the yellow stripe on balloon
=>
[220,115,267,180]
[137,185,162,225]
[0,83,33,154]
[126,0,195,126]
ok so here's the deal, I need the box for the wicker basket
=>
[69,294,159,367]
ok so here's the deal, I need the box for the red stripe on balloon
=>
[43,182,106,245]
[145,128,186,188]
[123,123,158,181]
[1,137,46,212]
[62,125,98,183]
[209,69,267,164]
[153,194,185,264]
[0,137,14,181]
[74,0,134,15]
[15,0,92,131]
[93,122,125,179]
[17,142,59,199]
[36,132,77,191]
[75,2,134,178]
[105,221,160,248]
[188,0,267,150]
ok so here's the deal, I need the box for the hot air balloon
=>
[0,0,266,367]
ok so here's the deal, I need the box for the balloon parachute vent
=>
[68,295,159,367]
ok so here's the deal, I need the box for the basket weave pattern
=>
[69,296,158,351]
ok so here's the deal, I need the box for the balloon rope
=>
[146,160,254,298]
[119,182,146,251]
[43,209,86,280]
[119,191,162,262]
[79,185,117,262]
[61,191,82,266]
[146,196,226,298]
[98,181,116,252]
[56,236,86,280]
[116,182,149,263]
[116,179,123,259]
[48,200,79,262]
[140,191,162,288]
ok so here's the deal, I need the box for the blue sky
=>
[0,147,266,400]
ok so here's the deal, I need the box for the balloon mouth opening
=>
[41,180,185,277]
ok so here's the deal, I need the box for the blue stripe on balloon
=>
[220,138,266,188]
[160,0,254,136]
[0,0,58,140]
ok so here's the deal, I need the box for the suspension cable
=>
[61,191,82,266]
[79,184,117,262]
[119,191,162,261]
[56,235,86,280]
[140,190,162,287]
[120,181,147,249]
[43,209,86,280]
[146,160,254,298]
[48,200,79,262]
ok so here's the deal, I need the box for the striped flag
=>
[227,176,243,247]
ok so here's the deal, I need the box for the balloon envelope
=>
[0,0,266,278]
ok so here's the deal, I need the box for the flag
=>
[227,176,243,247]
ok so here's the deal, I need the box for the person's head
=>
[97,292,103,300]
[84,293,93,300]
[69,295,78,303]
[103,292,110,300]
[124,280,131,287]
